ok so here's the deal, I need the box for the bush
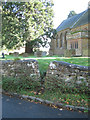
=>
[2,76,17,91]
[2,76,41,92]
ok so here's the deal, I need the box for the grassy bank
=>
[19,89,89,109]
[2,76,89,110]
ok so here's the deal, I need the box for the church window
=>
[71,44,72,49]
[56,39,58,48]
[71,41,78,49]
[77,42,78,49]
[65,32,67,49]
[56,35,59,48]
[60,33,63,48]
[75,42,77,49]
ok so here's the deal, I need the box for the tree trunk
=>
[25,42,33,53]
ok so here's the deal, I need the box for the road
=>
[2,94,88,118]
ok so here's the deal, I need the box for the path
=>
[2,94,88,118]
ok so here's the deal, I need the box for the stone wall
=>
[1,60,90,92]
[1,59,40,79]
[45,61,90,92]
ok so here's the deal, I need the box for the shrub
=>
[2,76,41,92]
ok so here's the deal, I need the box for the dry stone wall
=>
[1,59,90,93]
[45,61,90,92]
[2,59,40,79]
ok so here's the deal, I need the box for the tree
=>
[2,2,26,49]
[68,10,77,18]
[2,0,54,53]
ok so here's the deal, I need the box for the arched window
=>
[77,42,78,49]
[71,43,72,49]
[65,32,67,49]
[60,33,63,48]
[56,35,59,48]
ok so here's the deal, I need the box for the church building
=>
[49,9,90,57]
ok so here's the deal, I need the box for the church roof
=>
[56,9,89,32]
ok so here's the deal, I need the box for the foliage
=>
[2,2,26,49]
[2,76,41,92]
[71,30,88,34]
[2,0,54,51]
[68,10,77,18]
[2,75,89,108]
[32,89,89,108]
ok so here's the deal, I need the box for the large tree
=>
[2,0,54,53]
[68,10,77,18]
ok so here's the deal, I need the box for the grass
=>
[1,54,89,74]
[18,89,89,108]
[3,54,37,60]
[38,57,89,74]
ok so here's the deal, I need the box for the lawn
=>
[1,54,89,74]
[38,57,89,75]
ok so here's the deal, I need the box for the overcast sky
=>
[53,0,89,29]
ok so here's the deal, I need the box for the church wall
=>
[53,48,64,56]
[71,24,88,32]
[49,23,89,57]
[82,38,88,57]
[67,37,82,54]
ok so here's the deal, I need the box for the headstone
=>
[34,51,42,57]
[34,51,47,57]
[42,51,47,56]
[13,52,19,57]
[22,53,29,57]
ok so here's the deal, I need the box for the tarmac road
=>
[2,94,88,118]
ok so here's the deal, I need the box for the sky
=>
[53,0,90,29]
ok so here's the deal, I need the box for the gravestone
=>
[34,51,42,57]
[13,52,19,57]
[42,51,47,56]
[22,53,29,57]
[34,51,47,57]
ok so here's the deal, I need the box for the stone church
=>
[49,9,90,57]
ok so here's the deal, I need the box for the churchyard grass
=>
[1,54,89,69]
[38,57,89,75]
[1,55,89,77]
